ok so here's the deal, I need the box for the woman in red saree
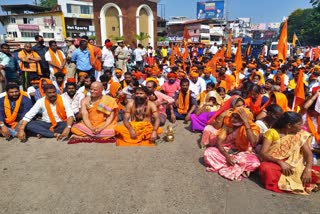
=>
[259,112,320,195]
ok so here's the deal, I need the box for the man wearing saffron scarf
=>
[115,85,161,146]
[18,43,42,90]
[17,84,74,141]
[0,84,32,139]
[71,82,118,139]
[45,40,67,79]
[169,78,197,123]
[161,72,180,98]
[189,70,206,98]
[120,72,133,89]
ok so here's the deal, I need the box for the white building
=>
[0,4,65,48]
[58,0,95,38]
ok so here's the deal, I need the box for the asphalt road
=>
[0,121,320,214]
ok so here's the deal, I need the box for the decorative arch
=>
[100,3,123,44]
[136,4,154,46]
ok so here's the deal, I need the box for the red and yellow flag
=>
[277,19,288,62]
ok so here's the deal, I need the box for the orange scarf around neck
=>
[245,94,262,115]
[178,90,190,114]
[4,94,23,129]
[19,50,42,75]
[49,49,67,75]
[307,114,320,145]
[87,43,95,65]
[45,95,67,132]
[39,78,53,97]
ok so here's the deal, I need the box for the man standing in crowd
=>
[32,35,50,78]
[45,40,67,79]
[65,37,77,78]
[0,43,19,83]
[71,40,94,77]
[114,40,128,73]
[18,43,42,90]
[134,44,145,72]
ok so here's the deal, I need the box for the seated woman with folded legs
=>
[259,112,320,195]
[203,108,260,181]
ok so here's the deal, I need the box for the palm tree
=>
[134,32,150,45]
[110,35,125,43]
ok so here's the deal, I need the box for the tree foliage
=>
[310,0,320,7]
[39,0,57,8]
[287,8,320,46]
[134,32,150,43]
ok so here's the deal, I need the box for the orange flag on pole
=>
[170,43,175,66]
[226,29,232,58]
[235,40,242,87]
[293,68,305,112]
[183,27,191,42]
[292,33,298,48]
[277,19,288,62]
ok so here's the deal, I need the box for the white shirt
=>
[45,49,66,76]
[27,86,36,95]
[101,47,115,67]
[189,78,206,96]
[134,48,144,62]
[209,45,218,55]
[23,96,74,123]
[62,92,82,114]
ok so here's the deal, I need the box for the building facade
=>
[0,5,65,49]
[93,0,159,47]
[58,0,95,38]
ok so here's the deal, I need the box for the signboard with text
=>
[196,1,225,20]
[66,25,88,31]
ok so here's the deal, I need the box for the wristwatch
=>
[0,123,4,127]
[67,125,72,129]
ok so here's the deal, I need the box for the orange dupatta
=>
[87,43,95,66]
[273,74,286,92]
[48,49,67,75]
[223,108,260,151]
[45,95,67,132]
[19,50,42,75]
[245,94,263,115]
[177,90,190,114]
[307,114,320,145]
[4,94,23,129]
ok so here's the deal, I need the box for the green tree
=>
[110,35,125,43]
[39,0,57,8]
[287,8,320,46]
[134,32,150,45]
[310,0,320,7]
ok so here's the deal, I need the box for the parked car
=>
[269,42,292,58]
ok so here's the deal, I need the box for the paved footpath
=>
[1,121,320,214]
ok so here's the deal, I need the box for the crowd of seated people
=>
[1,35,320,195]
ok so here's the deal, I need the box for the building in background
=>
[58,0,95,38]
[0,4,65,50]
[93,0,159,47]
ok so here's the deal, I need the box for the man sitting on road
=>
[71,82,118,139]
[115,85,162,146]
[0,84,33,139]
[168,78,197,123]
[17,84,74,141]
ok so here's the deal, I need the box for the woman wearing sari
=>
[256,92,289,120]
[259,112,320,195]
[245,84,269,116]
[190,91,222,132]
[203,108,260,181]
[201,95,245,148]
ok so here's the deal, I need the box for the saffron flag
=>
[183,27,191,42]
[293,68,305,112]
[170,44,175,66]
[277,19,288,62]
[235,40,242,87]
[226,29,232,58]
[292,33,298,48]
